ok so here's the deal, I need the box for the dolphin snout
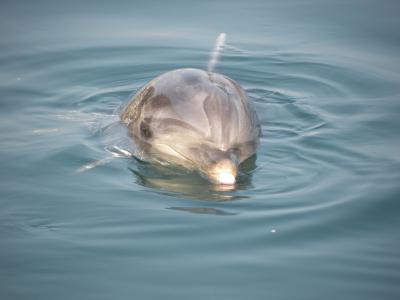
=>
[207,159,238,185]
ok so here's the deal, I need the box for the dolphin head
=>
[121,68,261,185]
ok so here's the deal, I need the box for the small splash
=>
[32,128,62,135]
[208,33,226,73]
[75,157,114,173]
[105,145,133,158]
[75,145,132,173]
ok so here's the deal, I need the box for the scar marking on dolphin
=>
[121,85,154,124]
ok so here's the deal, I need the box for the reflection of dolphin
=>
[121,68,261,185]
[128,155,256,200]
[168,206,238,216]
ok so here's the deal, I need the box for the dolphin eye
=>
[229,147,241,159]
[140,122,152,139]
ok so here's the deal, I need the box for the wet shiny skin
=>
[121,68,261,184]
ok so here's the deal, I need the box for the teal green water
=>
[1,1,400,299]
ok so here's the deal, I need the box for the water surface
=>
[1,1,400,299]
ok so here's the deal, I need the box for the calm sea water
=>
[1,1,400,299]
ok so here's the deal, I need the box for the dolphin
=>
[121,68,261,185]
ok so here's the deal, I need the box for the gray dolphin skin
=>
[121,68,261,185]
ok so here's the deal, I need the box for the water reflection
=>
[128,156,257,201]
[167,206,238,216]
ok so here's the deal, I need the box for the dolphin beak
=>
[217,171,236,185]
[208,159,238,185]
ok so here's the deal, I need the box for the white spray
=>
[207,33,226,73]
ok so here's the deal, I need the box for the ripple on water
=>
[1,37,400,300]
[2,44,398,213]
